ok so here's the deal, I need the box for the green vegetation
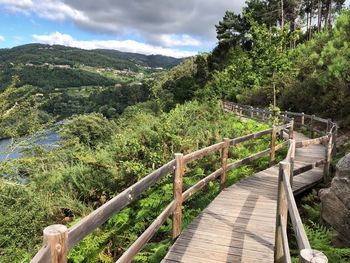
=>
[0,101,271,262]
[289,190,350,263]
[0,44,181,70]
[0,82,53,139]
[1,1,350,262]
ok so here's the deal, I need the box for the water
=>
[0,128,61,162]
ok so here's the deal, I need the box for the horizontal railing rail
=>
[31,113,291,263]
[31,101,335,263]
[224,102,332,263]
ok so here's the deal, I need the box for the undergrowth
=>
[0,100,275,262]
[290,190,350,263]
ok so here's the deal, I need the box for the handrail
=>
[225,101,331,263]
[31,101,335,263]
[31,113,289,263]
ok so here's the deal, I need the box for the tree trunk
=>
[309,0,314,39]
[306,12,309,39]
[318,0,322,32]
[328,0,333,28]
[281,0,284,29]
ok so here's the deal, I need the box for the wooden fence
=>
[30,101,336,263]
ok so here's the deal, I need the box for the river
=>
[0,128,61,162]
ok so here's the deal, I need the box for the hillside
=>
[0,44,183,123]
[0,44,182,70]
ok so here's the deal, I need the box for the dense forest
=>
[1,0,350,262]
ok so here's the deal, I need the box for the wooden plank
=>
[295,136,328,148]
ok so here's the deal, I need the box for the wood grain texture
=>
[43,224,68,263]
[173,154,184,240]
[162,131,325,263]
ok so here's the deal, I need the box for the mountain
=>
[0,44,184,91]
[0,43,183,70]
[94,49,183,69]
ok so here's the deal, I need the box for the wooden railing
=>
[225,101,335,263]
[31,101,336,263]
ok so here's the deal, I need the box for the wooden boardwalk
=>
[162,131,324,263]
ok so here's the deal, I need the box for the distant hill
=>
[94,49,183,69]
[0,44,183,70]
[0,44,184,90]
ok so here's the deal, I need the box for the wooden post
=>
[326,118,331,133]
[284,111,288,123]
[323,134,332,183]
[280,128,284,140]
[289,118,294,140]
[301,112,305,126]
[275,162,290,263]
[250,106,254,118]
[289,140,295,186]
[239,107,243,116]
[299,249,328,263]
[220,138,230,190]
[310,115,315,138]
[262,111,265,121]
[172,153,184,240]
[43,224,68,263]
[270,126,277,166]
[332,126,337,157]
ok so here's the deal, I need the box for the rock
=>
[319,153,350,247]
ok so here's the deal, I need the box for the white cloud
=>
[32,32,197,58]
[0,35,5,42]
[159,34,202,47]
[0,0,89,22]
[0,0,244,47]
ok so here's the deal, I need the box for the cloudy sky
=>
[0,0,349,57]
[0,0,246,57]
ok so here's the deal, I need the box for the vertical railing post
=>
[310,114,315,138]
[250,106,254,118]
[323,134,332,184]
[43,224,68,263]
[284,111,288,124]
[262,110,265,121]
[172,153,184,240]
[301,112,305,126]
[326,118,331,133]
[220,138,230,190]
[275,161,290,263]
[275,162,290,262]
[332,125,337,157]
[289,139,295,186]
[299,249,328,263]
[270,126,277,166]
[289,118,294,140]
[280,127,284,140]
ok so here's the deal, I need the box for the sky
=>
[0,0,245,58]
[0,0,349,58]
